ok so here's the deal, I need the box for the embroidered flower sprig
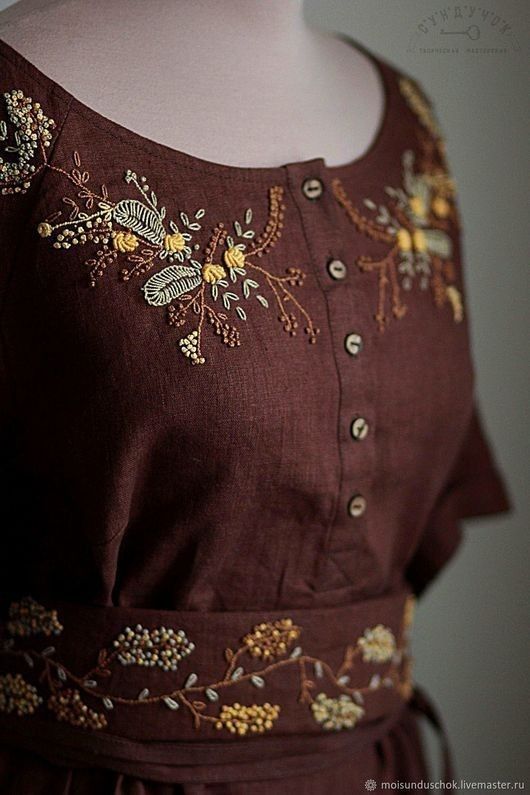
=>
[33,147,320,364]
[332,143,463,330]
[0,595,415,736]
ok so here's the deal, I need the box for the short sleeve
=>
[406,403,513,597]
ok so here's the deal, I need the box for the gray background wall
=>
[1,0,528,785]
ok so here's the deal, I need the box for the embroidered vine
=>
[33,148,321,364]
[0,595,415,736]
[332,138,463,330]
[0,89,56,194]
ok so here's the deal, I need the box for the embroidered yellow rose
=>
[37,222,53,238]
[408,195,427,219]
[431,196,450,218]
[412,229,427,253]
[113,231,139,253]
[202,263,226,284]
[164,232,186,253]
[396,228,412,252]
[223,246,246,269]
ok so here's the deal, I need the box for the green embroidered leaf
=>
[113,199,165,245]
[142,265,202,306]
[423,229,452,258]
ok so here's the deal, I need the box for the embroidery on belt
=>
[332,83,464,331]
[0,595,415,736]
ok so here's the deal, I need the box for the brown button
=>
[348,494,367,518]
[327,259,347,280]
[350,416,369,440]
[344,333,363,357]
[302,177,323,200]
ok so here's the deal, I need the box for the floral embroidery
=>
[7,595,64,637]
[30,146,320,364]
[310,692,365,731]
[0,90,56,194]
[332,143,464,330]
[357,624,396,663]
[113,623,195,672]
[0,673,43,716]
[0,595,415,735]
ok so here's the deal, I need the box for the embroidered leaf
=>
[211,284,219,300]
[41,647,56,657]
[84,680,98,688]
[352,690,364,705]
[314,661,324,678]
[227,235,235,248]
[113,199,165,245]
[150,191,158,208]
[230,269,237,283]
[369,674,381,689]
[163,696,180,710]
[217,279,229,288]
[236,306,247,321]
[187,222,201,230]
[142,265,202,306]
[224,648,234,662]
[423,229,452,258]
[242,230,255,239]
[245,208,252,224]
[57,667,67,682]
[180,211,189,226]
[103,697,114,710]
[337,675,350,685]
[195,208,205,219]
[138,688,150,700]
[250,675,265,688]
[256,295,269,308]
[231,666,244,681]
[234,220,242,236]
[289,646,302,659]
[223,292,239,310]
[73,151,81,168]
[364,198,377,210]
[205,688,219,702]
[184,673,198,688]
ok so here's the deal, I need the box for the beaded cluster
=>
[0,89,56,195]
[0,595,415,737]
[113,624,195,672]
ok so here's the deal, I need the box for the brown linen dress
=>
[0,33,511,794]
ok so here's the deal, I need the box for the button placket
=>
[285,161,378,571]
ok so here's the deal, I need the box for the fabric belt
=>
[0,587,453,784]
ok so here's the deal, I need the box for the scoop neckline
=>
[0,32,393,182]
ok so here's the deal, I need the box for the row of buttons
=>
[302,176,369,521]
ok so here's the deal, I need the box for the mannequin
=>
[0,0,385,169]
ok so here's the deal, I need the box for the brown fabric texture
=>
[0,32,511,793]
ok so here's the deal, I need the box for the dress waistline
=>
[0,587,449,784]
